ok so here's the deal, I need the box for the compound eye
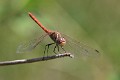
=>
[61,37,66,42]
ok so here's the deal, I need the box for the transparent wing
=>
[16,34,48,53]
[61,34,100,58]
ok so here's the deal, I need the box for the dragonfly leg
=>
[53,45,57,54]
[53,44,60,54]
[57,45,59,52]
[57,45,63,54]
[61,46,66,53]
[53,44,65,54]
[44,43,55,57]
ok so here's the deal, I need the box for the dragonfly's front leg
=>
[61,46,66,53]
[53,44,66,54]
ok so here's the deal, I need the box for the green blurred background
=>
[0,0,120,80]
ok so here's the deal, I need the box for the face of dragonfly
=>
[49,31,66,46]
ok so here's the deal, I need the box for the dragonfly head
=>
[59,37,66,46]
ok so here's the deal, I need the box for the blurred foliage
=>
[0,0,120,80]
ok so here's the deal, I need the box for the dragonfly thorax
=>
[49,31,66,46]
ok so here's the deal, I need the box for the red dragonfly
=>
[17,12,99,57]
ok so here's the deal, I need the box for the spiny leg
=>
[61,46,66,53]
[57,45,59,52]
[56,45,63,54]
[53,45,57,54]
[53,45,66,54]
[46,43,55,56]
[44,43,55,57]
[53,44,60,54]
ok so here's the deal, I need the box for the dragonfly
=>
[17,12,100,58]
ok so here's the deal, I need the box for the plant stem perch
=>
[0,53,73,66]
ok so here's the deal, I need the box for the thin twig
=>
[0,53,74,66]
